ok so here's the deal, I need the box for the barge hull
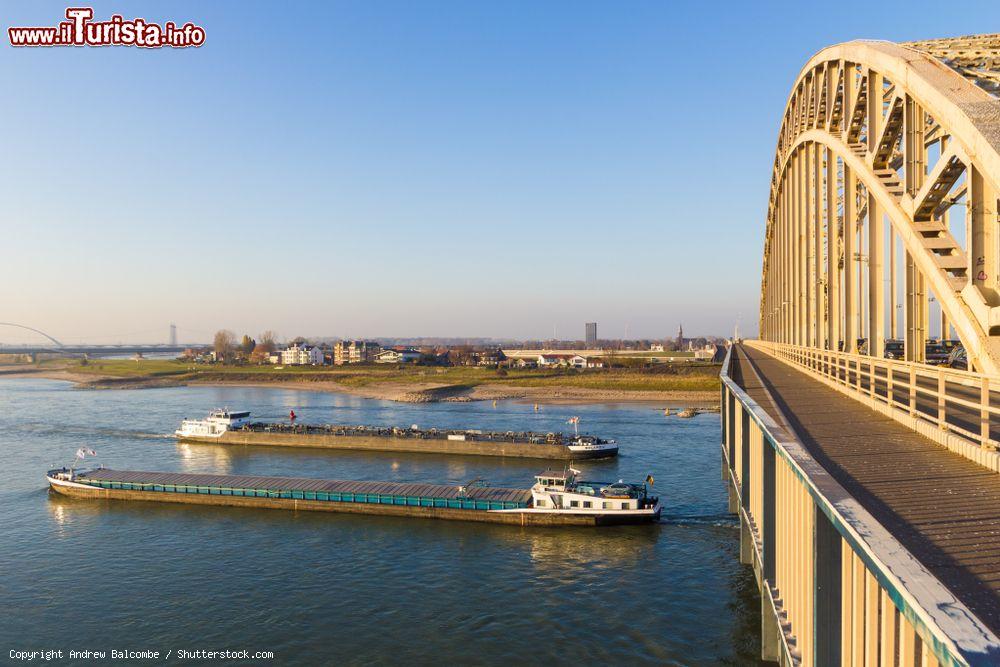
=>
[179,431,614,460]
[48,481,653,526]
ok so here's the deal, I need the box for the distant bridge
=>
[0,322,205,356]
[0,344,197,356]
[727,35,1000,666]
[0,322,63,347]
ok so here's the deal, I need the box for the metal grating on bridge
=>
[734,344,1000,636]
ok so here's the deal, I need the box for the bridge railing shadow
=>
[748,340,1000,474]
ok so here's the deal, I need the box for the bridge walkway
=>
[733,343,1000,636]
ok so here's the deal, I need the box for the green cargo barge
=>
[47,467,661,526]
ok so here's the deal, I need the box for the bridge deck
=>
[733,344,1000,635]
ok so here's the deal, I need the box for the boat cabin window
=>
[583,501,592,508]
[569,500,579,508]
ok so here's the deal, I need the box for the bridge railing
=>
[722,344,1000,667]
[746,340,1000,473]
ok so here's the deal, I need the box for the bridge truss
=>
[759,36,1000,373]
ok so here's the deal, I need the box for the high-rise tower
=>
[169,323,177,347]
[585,322,597,348]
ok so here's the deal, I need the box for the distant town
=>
[182,323,729,369]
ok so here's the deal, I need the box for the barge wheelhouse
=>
[523,468,659,517]
[175,410,252,438]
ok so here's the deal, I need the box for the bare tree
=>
[213,329,236,362]
[258,330,278,354]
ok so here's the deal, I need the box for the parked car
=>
[925,342,949,365]
[945,346,968,371]
[884,340,904,359]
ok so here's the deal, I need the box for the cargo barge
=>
[46,466,660,526]
[174,410,619,460]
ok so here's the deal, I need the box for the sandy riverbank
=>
[0,366,718,407]
[195,378,719,406]
[0,366,111,383]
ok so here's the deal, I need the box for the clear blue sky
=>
[2,1,998,344]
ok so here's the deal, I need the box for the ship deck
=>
[70,469,533,509]
[236,422,579,445]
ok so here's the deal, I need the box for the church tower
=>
[676,323,684,347]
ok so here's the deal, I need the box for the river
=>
[0,378,760,665]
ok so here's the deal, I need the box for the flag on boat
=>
[566,417,580,425]
[645,474,654,486]
[75,448,86,459]
[87,449,96,456]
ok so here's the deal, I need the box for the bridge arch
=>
[759,38,1000,373]
[0,323,63,347]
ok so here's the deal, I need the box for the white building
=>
[375,349,422,364]
[538,353,573,367]
[651,343,665,352]
[281,344,324,366]
[537,353,588,368]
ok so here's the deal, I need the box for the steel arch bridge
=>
[758,35,1000,374]
[0,322,63,347]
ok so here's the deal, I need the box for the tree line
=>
[213,329,278,363]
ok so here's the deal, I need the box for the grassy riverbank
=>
[13,358,722,404]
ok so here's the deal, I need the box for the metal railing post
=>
[887,363,894,406]
[870,359,876,399]
[982,377,991,448]
[909,366,917,417]
[937,370,946,429]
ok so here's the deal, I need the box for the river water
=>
[0,378,760,665]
